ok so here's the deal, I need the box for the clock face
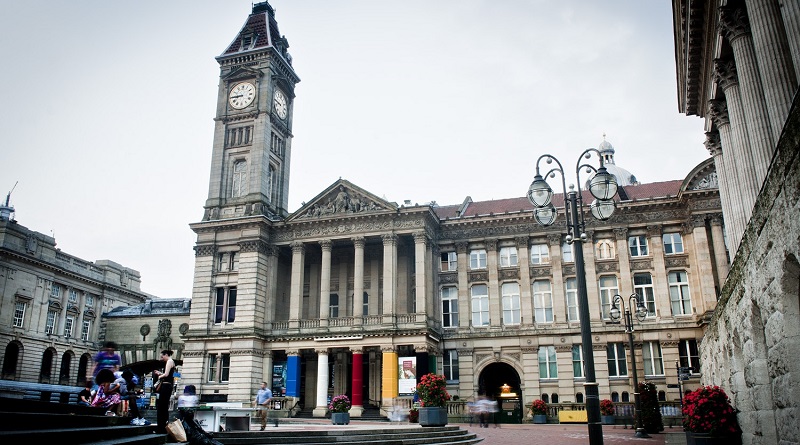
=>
[273,89,288,119]
[229,82,256,109]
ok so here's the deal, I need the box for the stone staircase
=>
[214,426,483,445]
[0,397,168,445]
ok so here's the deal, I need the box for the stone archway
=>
[477,362,523,423]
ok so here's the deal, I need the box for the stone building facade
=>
[181,1,729,419]
[0,211,151,385]
[672,0,800,443]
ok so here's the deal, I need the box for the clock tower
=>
[204,1,299,220]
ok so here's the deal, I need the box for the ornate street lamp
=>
[527,150,618,445]
[609,293,650,438]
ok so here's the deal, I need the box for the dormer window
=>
[240,31,256,51]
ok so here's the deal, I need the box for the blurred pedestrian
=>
[254,382,273,430]
[153,349,176,434]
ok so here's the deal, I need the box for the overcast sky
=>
[0,1,707,299]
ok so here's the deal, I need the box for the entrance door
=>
[478,362,522,424]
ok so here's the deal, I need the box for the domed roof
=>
[587,134,639,188]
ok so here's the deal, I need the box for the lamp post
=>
[609,293,650,438]
[527,150,619,445]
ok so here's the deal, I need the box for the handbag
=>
[166,418,187,442]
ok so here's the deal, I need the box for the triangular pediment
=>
[288,179,398,221]
[222,66,262,82]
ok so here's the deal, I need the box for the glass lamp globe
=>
[534,204,557,226]
[527,175,553,208]
[588,167,618,200]
[590,199,616,221]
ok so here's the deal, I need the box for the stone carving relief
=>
[153,319,173,353]
[530,266,552,278]
[299,186,384,218]
[439,273,457,284]
[665,256,689,268]
[25,234,38,254]
[468,271,488,283]
[499,269,520,280]
[630,259,653,271]
[691,173,719,190]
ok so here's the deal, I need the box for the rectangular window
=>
[68,289,78,303]
[565,278,579,322]
[214,287,237,323]
[663,233,684,254]
[643,341,664,376]
[538,346,557,379]
[51,284,60,297]
[533,280,553,323]
[633,273,656,317]
[362,291,369,317]
[329,293,339,318]
[469,249,487,270]
[207,354,218,382]
[470,284,489,327]
[441,287,459,328]
[679,339,701,374]
[13,302,26,328]
[606,343,628,377]
[562,242,574,263]
[85,295,94,306]
[598,275,619,319]
[668,271,692,315]
[45,310,58,334]
[81,320,91,341]
[572,345,584,378]
[628,235,648,257]
[530,244,550,265]
[501,282,520,325]
[443,350,459,382]
[64,315,74,338]
[440,251,457,272]
[229,252,238,271]
[220,353,231,382]
[499,247,518,267]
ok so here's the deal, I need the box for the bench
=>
[0,380,83,405]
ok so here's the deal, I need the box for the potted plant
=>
[638,381,664,434]
[328,394,351,425]
[682,386,741,445]
[408,407,419,423]
[416,373,450,426]
[600,399,615,425]
[529,399,548,424]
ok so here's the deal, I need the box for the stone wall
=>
[700,100,800,444]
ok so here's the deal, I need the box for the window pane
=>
[227,288,237,322]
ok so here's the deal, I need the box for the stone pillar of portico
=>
[262,350,273,388]
[313,349,329,417]
[380,347,398,416]
[709,214,730,283]
[743,0,798,139]
[690,215,718,313]
[319,240,332,327]
[352,237,365,324]
[546,234,566,324]
[707,100,744,253]
[485,239,500,325]
[382,234,397,324]
[778,0,800,85]
[713,59,759,223]
[614,228,633,296]
[289,242,305,329]
[517,236,533,325]
[719,6,774,185]
[456,241,470,329]
[266,246,280,325]
[350,347,364,416]
[413,232,428,318]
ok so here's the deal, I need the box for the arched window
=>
[59,352,72,385]
[576,392,584,403]
[2,342,21,379]
[267,164,276,203]
[77,353,92,386]
[621,391,630,402]
[658,390,666,402]
[595,239,615,259]
[541,393,549,403]
[40,348,55,383]
[611,391,619,402]
[551,393,559,404]
[231,160,248,198]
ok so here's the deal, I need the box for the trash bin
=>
[225,416,249,431]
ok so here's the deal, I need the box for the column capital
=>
[380,346,396,353]
[485,238,498,251]
[689,215,708,229]
[455,241,469,254]
[719,6,751,42]
[291,242,305,254]
[350,347,364,354]
[710,213,724,226]
[704,131,722,157]
[194,244,216,257]
[319,239,333,251]
[286,350,300,356]
[381,234,397,246]
[351,236,365,249]
[646,225,662,237]
[681,221,696,235]
[547,234,561,246]
[413,232,429,245]
[515,235,530,248]
[315,349,329,356]
[713,58,739,90]
[613,228,628,240]
[707,100,730,128]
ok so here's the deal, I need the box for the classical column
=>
[778,0,800,85]
[351,347,364,416]
[289,242,305,329]
[265,246,280,325]
[614,228,633,296]
[313,349,329,417]
[485,238,501,326]
[382,234,397,324]
[689,215,718,313]
[517,236,533,326]
[262,350,273,390]
[704,130,738,255]
[713,58,759,221]
[719,6,774,185]
[743,0,798,139]
[285,350,301,398]
[648,225,670,318]
[352,237,365,324]
[319,240,332,327]
[456,241,470,329]
[413,232,428,317]
[547,234,566,324]
[380,347,398,415]
[707,100,745,253]
[709,214,730,283]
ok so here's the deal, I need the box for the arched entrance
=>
[478,362,522,424]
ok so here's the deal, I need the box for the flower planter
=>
[331,412,350,425]
[418,406,448,427]
[685,432,742,445]
[601,415,615,425]
[532,414,547,424]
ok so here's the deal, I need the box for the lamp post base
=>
[634,428,651,438]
